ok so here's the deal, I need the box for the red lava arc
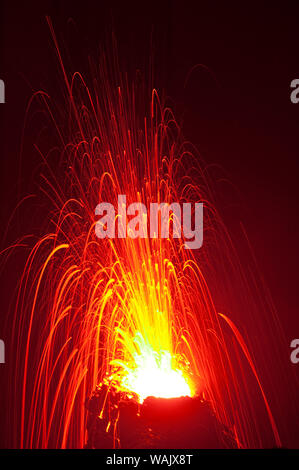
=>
[6,20,282,449]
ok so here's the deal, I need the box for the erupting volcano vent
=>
[110,333,193,403]
[6,19,282,449]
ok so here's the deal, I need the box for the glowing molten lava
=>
[111,332,192,403]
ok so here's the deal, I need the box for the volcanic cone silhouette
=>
[86,383,238,448]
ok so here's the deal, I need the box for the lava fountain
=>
[4,19,282,449]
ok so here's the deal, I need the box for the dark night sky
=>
[0,0,299,447]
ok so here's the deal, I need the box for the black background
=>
[0,0,299,447]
